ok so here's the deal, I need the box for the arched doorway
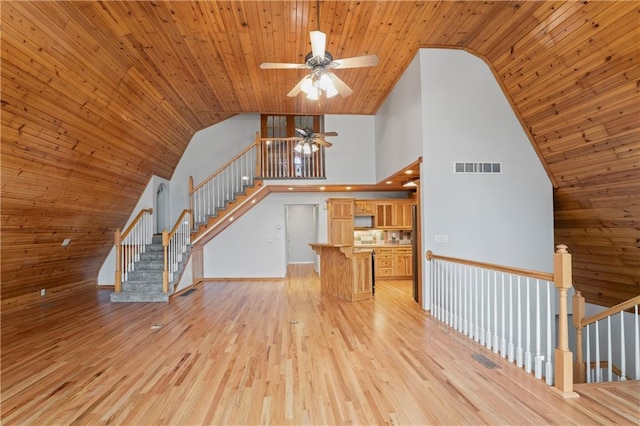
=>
[156,183,169,234]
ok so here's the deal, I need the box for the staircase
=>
[111,235,177,303]
[191,179,264,241]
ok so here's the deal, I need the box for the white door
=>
[285,204,318,265]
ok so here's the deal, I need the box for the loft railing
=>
[255,132,326,180]
[114,208,153,293]
[162,209,191,292]
[190,141,259,229]
[573,293,640,383]
[426,245,575,396]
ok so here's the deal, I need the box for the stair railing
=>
[573,293,640,383]
[256,132,326,179]
[114,208,153,293]
[162,209,191,293]
[190,137,260,230]
[426,244,575,397]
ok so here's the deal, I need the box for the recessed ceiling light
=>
[288,187,294,190]
[319,186,326,190]
[251,199,256,204]
[386,181,393,184]
[346,186,352,190]
[405,170,413,174]
[229,217,234,221]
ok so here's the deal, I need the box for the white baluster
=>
[607,316,612,382]
[516,276,523,368]
[500,273,506,357]
[620,309,627,381]
[463,265,468,336]
[480,269,485,347]
[493,271,499,353]
[595,320,601,382]
[486,269,492,350]
[586,325,591,383]
[435,260,441,321]
[429,257,434,314]
[445,261,450,326]
[474,268,479,342]
[525,277,531,373]
[508,275,514,363]
[545,281,553,385]
[635,305,639,380]
[534,279,542,379]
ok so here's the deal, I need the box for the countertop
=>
[354,243,413,248]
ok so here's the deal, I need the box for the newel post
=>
[255,131,262,177]
[162,229,169,294]
[572,290,586,383]
[553,244,578,397]
[114,229,122,293]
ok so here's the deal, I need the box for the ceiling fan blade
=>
[330,54,380,69]
[310,30,326,60]
[314,138,333,148]
[295,128,310,137]
[314,131,338,137]
[287,75,311,97]
[327,73,353,97]
[260,62,308,69]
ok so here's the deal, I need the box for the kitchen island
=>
[309,243,373,301]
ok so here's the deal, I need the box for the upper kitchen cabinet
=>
[354,201,375,216]
[375,202,394,228]
[327,198,354,244]
[375,200,414,229]
[395,201,414,229]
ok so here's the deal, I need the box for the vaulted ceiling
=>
[1,1,638,308]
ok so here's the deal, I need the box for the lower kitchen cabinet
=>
[374,247,412,279]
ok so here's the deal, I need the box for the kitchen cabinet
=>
[354,200,375,215]
[374,246,413,278]
[375,202,394,228]
[375,248,394,277]
[394,201,414,229]
[395,247,413,277]
[327,198,354,244]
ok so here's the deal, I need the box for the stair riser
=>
[122,282,166,292]
[111,293,169,303]
[128,270,164,281]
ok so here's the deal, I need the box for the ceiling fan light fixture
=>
[306,86,320,100]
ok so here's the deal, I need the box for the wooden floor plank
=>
[2,268,638,425]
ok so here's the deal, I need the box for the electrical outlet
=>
[40,289,46,296]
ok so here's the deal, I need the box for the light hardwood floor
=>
[2,266,638,425]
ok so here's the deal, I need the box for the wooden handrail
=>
[581,295,640,327]
[588,361,623,378]
[191,141,258,193]
[166,209,191,241]
[425,250,554,282]
[120,208,153,240]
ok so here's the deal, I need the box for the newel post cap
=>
[555,244,568,254]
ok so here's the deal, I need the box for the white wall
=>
[374,48,553,311]
[98,175,169,285]
[374,53,424,181]
[203,191,408,278]
[419,49,553,276]
[169,114,260,223]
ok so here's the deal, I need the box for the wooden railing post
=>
[572,290,586,383]
[162,229,169,294]
[255,131,262,177]
[114,229,122,293]
[553,244,578,397]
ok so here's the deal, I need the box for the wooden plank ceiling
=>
[1,1,638,308]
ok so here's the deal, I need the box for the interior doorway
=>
[285,204,319,272]
[156,183,169,234]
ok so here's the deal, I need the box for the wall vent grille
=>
[454,162,502,174]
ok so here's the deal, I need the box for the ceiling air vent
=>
[454,162,502,174]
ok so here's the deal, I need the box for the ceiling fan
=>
[260,30,379,99]
[264,127,338,155]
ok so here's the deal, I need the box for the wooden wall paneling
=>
[1,1,638,308]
